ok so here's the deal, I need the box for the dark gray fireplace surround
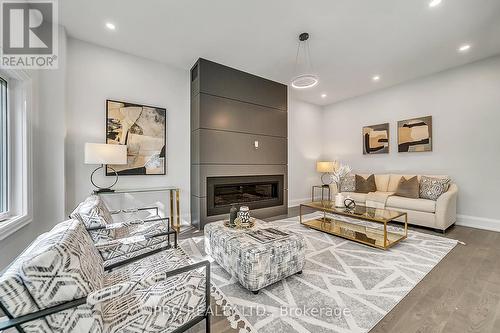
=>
[191,58,288,228]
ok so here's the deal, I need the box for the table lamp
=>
[316,161,337,186]
[85,143,127,193]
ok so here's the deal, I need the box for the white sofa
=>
[341,174,458,232]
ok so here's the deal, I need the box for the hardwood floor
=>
[185,207,500,333]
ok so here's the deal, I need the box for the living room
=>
[0,0,499,332]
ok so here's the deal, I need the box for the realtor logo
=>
[1,0,58,69]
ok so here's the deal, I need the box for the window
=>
[0,70,33,239]
[0,77,7,221]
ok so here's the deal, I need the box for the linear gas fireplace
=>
[207,175,284,216]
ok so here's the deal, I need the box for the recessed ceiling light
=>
[321,93,327,98]
[105,22,116,30]
[458,44,471,53]
[428,0,442,8]
[372,75,381,82]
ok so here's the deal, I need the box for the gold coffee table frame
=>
[300,201,407,250]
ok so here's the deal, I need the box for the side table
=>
[311,185,331,202]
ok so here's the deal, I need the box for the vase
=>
[238,206,251,226]
[335,193,345,207]
[229,205,238,227]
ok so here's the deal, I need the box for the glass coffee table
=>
[300,201,408,250]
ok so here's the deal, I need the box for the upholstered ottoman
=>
[204,220,305,293]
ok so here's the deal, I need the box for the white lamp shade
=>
[85,143,127,165]
[316,161,335,173]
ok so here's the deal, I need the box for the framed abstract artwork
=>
[398,116,432,152]
[363,123,389,154]
[106,99,166,175]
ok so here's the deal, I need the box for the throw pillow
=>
[339,174,355,192]
[355,174,377,193]
[395,176,420,199]
[419,176,451,200]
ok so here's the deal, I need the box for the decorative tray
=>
[224,217,256,229]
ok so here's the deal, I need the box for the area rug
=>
[180,214,458,333]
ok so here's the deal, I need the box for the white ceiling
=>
[60,0,500,106]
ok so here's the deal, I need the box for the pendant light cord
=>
[293,35,315,76]
[294,40,301,76]
[306,39,314,73]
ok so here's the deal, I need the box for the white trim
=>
[288,197,311,208]
[0,69,33,240]
[456,214,500,233]
[0,76,7,219]
[0,215,31,241]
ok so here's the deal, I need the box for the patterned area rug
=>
[180,214,457,333]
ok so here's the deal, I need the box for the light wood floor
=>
[185,207,500,333]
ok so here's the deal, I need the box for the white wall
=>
[2,38,321,269]
[288,97,323,206]
[322,56,500,227]
[5,36,496,270]
[65,39,190,220]
[0,28,68,268]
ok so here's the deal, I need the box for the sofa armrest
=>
[435,183,458,230]
[96,230,177,251]
[87,217,169,231]
[0,297,87,331]
[121,206,159,216]
[95,229,178,266]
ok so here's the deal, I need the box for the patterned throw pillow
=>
[339,174,355,192]
[419,176,451,200]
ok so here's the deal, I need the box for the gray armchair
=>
[0,219,210,333]
[70,195,177,268]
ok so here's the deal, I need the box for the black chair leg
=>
[205,315,211,333]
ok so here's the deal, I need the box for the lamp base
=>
[91,165,119,194]
[321,173,333,186]
[93,188,115,194]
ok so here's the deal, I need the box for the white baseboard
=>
[456,214,500,232]
[288,198,310,208]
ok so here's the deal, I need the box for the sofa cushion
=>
[386,196,436,213]
[342,192,367,203]
[100,249,206,333]
[0,228,62,332]
[355,174,377,193]
[374,174,390,192]
[70,195,113,229]
[420,176,451,200]
[395,176,420,199]
[20,220,104,309]
[0,220,104,332]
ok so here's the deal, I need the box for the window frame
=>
[0,69,33,240]
[0,76,7,221]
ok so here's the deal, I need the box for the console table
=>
[99,187,182,232]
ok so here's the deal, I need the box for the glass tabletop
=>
[98,187,180,195]
[301,201,406,223]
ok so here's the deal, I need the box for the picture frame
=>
[362,123,390,154]
[105,99,167,175]
[398,116,432,152]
